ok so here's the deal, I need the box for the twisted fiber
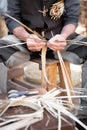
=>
[0,97,41,116]
[57,51,74,104]
[3,12,55,87]
[50,0,64,20]
[3,12,73,102]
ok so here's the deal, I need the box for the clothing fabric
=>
[77,60,87,119]
[6,0,80,39]
[0,0,87,120]
[0,0,80,65]
[0,0,83,101]
[0,35,30,93]
[1,0,87,123]
[0,34,85,65]
[1,34,87,94]
[0,63,7,93]
[67,36,87,119]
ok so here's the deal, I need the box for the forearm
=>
[60,24,76,39]
[13,26,30,41]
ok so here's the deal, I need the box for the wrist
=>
[24,34,30,41]
[60,33,68,40]
[13,27,30,41]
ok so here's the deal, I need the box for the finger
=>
[27,45,43,51]
[48,42,66,50]
[48,40,66,45]
[48,46,65,51]
[49,35,65,43]
[47,42,66,48]
[27,42,45,49]
[27,40,37,45]
[28,48,41,52]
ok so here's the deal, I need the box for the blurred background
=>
[0,0,87,38]
[0,0,87,87]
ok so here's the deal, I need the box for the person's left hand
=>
[47,34,67,51]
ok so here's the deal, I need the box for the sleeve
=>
[63,0,80,27]
[5,0,22,33]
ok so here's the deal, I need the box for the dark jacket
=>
[6,0,80,39]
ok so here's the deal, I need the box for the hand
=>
[26,34,46,52]
[47,34,67,51]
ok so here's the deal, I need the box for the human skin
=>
[13,23,76,52]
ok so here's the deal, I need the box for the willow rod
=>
[3,13,87,45]
[4,13,44,40]
[1,12,84,95]
[0,39,87,49]
[2,12,51,85]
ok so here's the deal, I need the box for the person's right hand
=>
[26,34,46,52]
